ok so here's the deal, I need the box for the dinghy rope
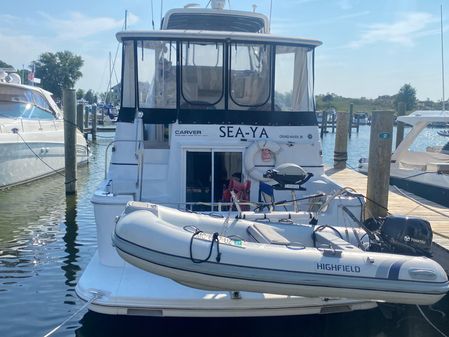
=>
[43,290,104,337]
[189,230,222,263]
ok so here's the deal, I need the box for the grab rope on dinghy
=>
[189,230,222,263]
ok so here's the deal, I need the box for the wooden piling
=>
[320,110,328,138]
[333,111,350,169]
[365,110,394,219]
[76,103,84,133]
[395,102,406,149]
[91,105,97,141]
[348,103,353,138]
[63,89,77,195]
[84,106,89,129]
[331,113,336,133]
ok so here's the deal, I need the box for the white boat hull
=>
[76,251,377,317]
[0,130,88,188]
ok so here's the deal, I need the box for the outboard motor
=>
[263,163,313,191]
[378,216,433,257]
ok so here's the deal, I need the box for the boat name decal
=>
[175,130,202,136]
[219,126,268,139]
[316,263,361,273]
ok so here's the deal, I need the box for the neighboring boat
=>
[0,73,89,189]
[113,202,448,306]
[359,110,449,207]
[437,129,449,137]
[76,1,446,317]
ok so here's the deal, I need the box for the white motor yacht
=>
[0,72,89,189]
[359,110,449,207]
[75,1,393,317]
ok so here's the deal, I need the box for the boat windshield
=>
[0,86,55,120]
[121,38,316,125]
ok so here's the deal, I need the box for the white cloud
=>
[349,12,436,48]
[38,11,139,39]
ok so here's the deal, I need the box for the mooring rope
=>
[392,185,449,219]
[14,130,65,178]
[43,291,103,337]
[416,305,449,337]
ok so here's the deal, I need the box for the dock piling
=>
[395,102,406,149]
[63,89,77,195]
[76,103,84,133]
[320,110,328,138]
[333,111,350,169]
[365,110,394,219]
[91,105,97,141]
[348,103,354,138]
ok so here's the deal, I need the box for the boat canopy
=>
[397,110,449,126]
[117,31,321,126]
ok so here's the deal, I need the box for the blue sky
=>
[0,0,447,101]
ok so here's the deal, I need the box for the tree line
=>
[1,51,113,105]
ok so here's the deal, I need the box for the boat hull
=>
[75,251,377,317]
[0,131,88,189]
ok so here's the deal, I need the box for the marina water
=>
[0,126,448,337]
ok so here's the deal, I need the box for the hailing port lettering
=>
[316,263,361,273]
[219,126,268,138]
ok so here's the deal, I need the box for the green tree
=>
[0,60,13,68]
[76,89,85,100]
[322,93,334,109]
[32,51,84,99]
[395,84,417,112]
[84,89,96,104]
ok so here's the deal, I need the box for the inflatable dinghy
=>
[113,202,449,305]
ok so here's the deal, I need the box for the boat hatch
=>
[119,35,318,126]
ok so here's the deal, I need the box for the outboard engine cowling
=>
[379,216,433,257]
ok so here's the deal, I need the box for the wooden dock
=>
[327,168,449,253]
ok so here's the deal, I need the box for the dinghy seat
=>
[247,224,290,245]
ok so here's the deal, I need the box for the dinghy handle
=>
[189,230,222,264]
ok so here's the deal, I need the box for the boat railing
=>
[104,139,144,179]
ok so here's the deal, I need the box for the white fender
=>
[244,140,282,182]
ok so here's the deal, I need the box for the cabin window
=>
[181,42,224,109]
[275,46,314,111]
[137,40,177,109]
[229,43,271,109]
[122,40,136,108]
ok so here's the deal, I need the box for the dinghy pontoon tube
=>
[113,202,449,305]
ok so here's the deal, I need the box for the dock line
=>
[417,305,449,337]
[43,290,103,337]
[392,185,449,220]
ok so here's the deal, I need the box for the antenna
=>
[252,4,257,12]
[160,0,163,28]
[441,4,446,112]
[269,0,273,33]
[151,0,155,30]
[124,10,128,30]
